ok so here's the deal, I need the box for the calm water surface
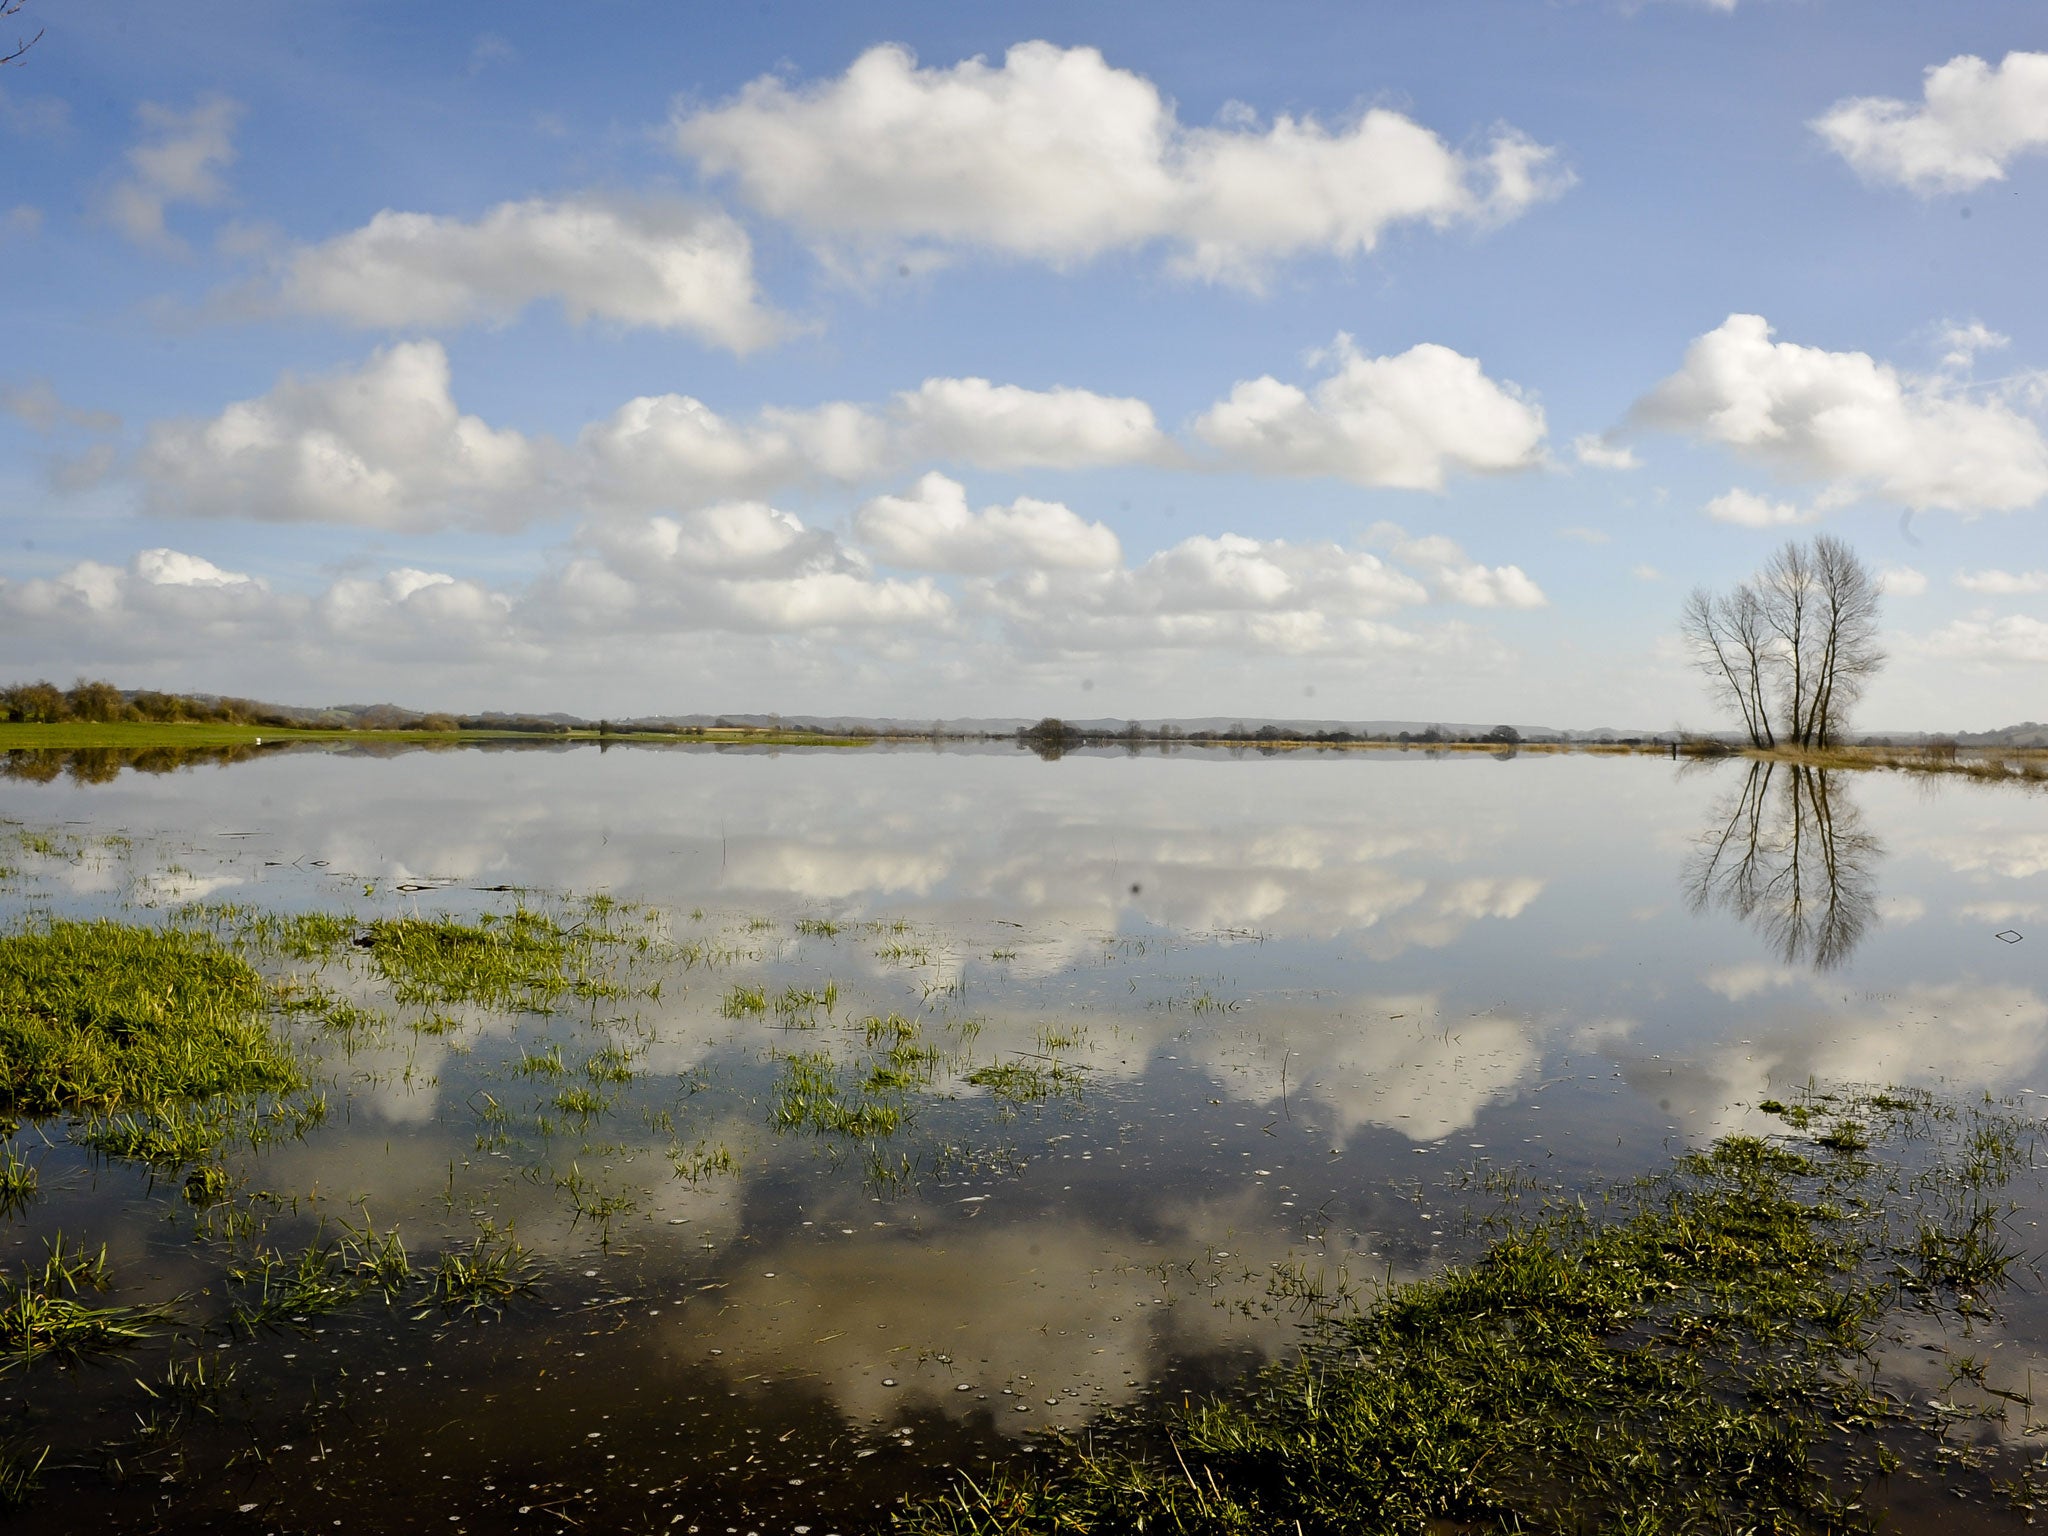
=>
[4,742,2046,1533]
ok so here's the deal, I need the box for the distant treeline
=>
[0,678,577,735]
[1016,717,1533,747]
[0,678,308,727]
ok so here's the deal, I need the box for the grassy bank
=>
[0,721,459,748]
[898,1092,2034,1535]
[1742,741,2048,785]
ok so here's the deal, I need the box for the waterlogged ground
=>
[3,740,2048,1532]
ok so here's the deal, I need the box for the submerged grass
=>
[228,1238,363,1330]
[75,1091,328,1191]
[897,1114,2029,1536]
[0,1436,47,1507]
[429,1224,535,1314]
[0,1142,35,1216]
[0,920,301,1113]
[226,909,356,962]
[367,908,619,1011]
[772,1051,908,1139]
[720,983,767,1018]
[1,1236,176,1373]
[131,1350,236,1444]
[670,1141,737,1183]
[964,1058,1077,1103]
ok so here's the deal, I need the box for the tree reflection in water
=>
[1685,761,1882,970]
[0,743,275,785]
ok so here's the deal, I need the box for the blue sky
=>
[2,1,2045,727]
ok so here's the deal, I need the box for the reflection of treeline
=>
[1,744,272,784]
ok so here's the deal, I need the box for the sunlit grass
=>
[0,1143,35,1217]
[0,920,301,1114]
[366,908,621,1011]
[720,983,767,1018]
[229,1238,362,1331]
[429,1225,536,1314]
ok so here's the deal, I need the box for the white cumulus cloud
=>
[103,94,240,250]
[1919,614,2048,666]
[1956,568,2048,595]
[1194,335,1547,489]
[1876,566,1928,597]
[0,521,953,683]
[0,548,278,661]
[318,568,516,648]
[133,548,260,589]
[1703,488,1814,528]
[1571,432,1639,470]
[1815,51,2048,194]
[580,500,838,578]
[565,504,952,633]
[970,531,1442,656]
[855,473,1122,574]
[129,335,1556,532]
[891,377,1164,468]
[671,41,1568,284]
[1365,523,1545,608]
[1637,313,2048,514]
[577,394,886,509]
[268,198,786,352]
[140,341,548,532]
[1940,320,2011,371]
[577,378,1162,510]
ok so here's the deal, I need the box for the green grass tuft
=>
[0,1143,35,1217]
[429,1225,536,1314]
[1,1236,176,1373]
[0,920,301,1114]
[965,1059,1075,1103]
[366,908,614,1011]
[228,1239,362,1330]
[771,1051,907,1138]
[720,983,767,1018]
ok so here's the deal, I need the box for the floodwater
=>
[3,739,2047,1533]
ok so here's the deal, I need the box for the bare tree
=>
[1759,539,1817,746]
[1804,533,1884,748]
[2,1,40,67]
[1682,535,1884,749]
[1681,583,1776,748]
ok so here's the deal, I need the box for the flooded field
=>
[4,740,2048,1532]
